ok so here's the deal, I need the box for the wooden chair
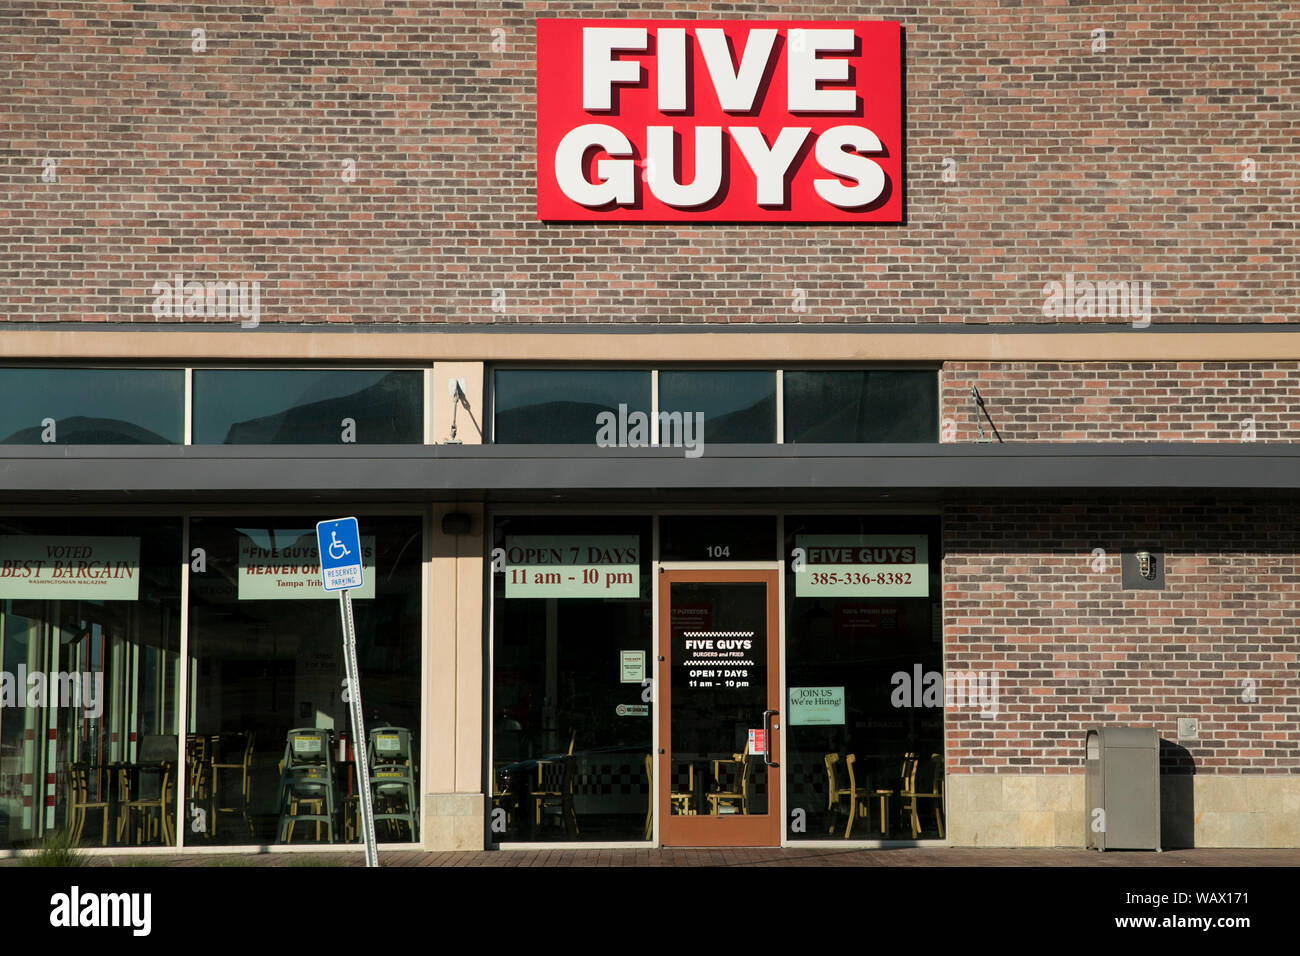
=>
[643,755,654,839]
[707,752,751,815]
[119,762,175,846]
[185,735,212,839]
[824,753,860,838]
[899,752,945,838]
[342,793,361,843]
[211,732,256,840]
[669,762,697,816]
[67,765,110,846]
[531,729,578,827]
[186,756,212,840]
[491,763,517,833]
[645,755,701,836]
[531,753,579,837]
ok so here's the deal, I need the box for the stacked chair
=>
[277,729,336,843]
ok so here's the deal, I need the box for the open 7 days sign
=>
[537,20,902,222]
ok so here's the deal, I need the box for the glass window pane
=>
[0,517,182,849]
[192,370,423,444]
[783,370,937,442]
[493,370,651,443]
[658,370,775,443]
[0,368,184,444]
[491,515,651,843]
[783,515,943,841]
[186,515,422,846]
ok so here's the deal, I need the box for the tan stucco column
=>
[423,502,486,850]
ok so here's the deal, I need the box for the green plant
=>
[19,829,87,868]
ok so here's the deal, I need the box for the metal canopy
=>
[0,443,1296,504]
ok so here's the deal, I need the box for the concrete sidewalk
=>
[7,846,1298,867]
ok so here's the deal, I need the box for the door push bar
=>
[762,710,779,768]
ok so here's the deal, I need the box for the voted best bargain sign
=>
[536,19,902,222]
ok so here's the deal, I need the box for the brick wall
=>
[3,1,1297,325]
[943,498,1300,774]
[942,361,1300,441]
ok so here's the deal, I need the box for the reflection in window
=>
[658,370,776,443]
[493,370,651,443]
[186,516,422,846]
[784,515,944,841]
[0,518,181,849]
[192,370,423,444]
[0,368,184,444]
[491,516,652,842]
[783,370,938,442]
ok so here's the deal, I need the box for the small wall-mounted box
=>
[1121,550,1165,590]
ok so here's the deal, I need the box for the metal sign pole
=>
[339,588,379,867]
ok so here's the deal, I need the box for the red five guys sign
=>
[536,20,903,222]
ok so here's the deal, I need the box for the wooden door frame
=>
[657,567,781,847]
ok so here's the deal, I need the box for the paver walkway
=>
[6,846,1297,867]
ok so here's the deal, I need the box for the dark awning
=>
[0,443,1295,504]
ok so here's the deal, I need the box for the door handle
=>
[762,710,779,768]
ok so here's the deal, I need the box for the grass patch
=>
[19,830,87,868]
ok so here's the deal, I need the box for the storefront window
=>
[783,370,938,442]
[659,515,776,561]
[493,370,651,443]
[491,515,651,842]
[192,369,423,444]
[0,368,184,444]
[784,515,944,840]
[0,517,181,849]
[186,515,422,846]
[658,370,776,443]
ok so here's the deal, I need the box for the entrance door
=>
[657,569,780,846]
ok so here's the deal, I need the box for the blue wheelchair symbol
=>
[328,531,351,561]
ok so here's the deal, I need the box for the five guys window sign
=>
[536,20,903,222]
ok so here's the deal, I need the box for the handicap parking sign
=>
[316,517,364,591]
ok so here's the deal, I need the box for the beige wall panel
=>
[949,774,1300,848]
[9,329,1300,364]
[431,362,485,445]
[453,504,485,794]
[426,508,461,794]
